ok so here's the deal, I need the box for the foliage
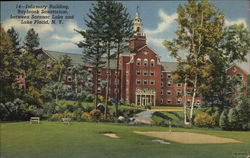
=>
[85,94,95,102]
[227,108,240,130]
[219,109,230,130]
[0,26,20,103]
[89,109,103,121]
[23,28,40,52]
[0,98,43,121]
[81,112,91,121]
[194,112,215,128]
[7,27,21,54]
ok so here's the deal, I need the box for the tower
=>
[129,8,146,51]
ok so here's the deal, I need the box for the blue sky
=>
[1,0,249,62]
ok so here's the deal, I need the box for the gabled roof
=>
[44,49,118,69]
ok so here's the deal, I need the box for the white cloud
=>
[225,18,248,28]
[2,18,54,34]
[47,42,77,51]
[144,9,177,35]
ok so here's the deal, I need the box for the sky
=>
[1,0,250,62]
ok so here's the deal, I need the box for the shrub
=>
[63,111,77,120]
[228,108,240,130]
[50,113,64,121]
[81,112,91,121]
[86,94,94,102]
[194,112,215,128]
[89,109,103,121]
[219,109,230,130]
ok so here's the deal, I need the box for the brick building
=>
[24,11,248,107]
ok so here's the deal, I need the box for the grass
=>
[1,121,250,158]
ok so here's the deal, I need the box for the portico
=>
[135,89,156,107]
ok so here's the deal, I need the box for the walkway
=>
[134,110,154,124]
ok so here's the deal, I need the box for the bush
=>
[228,108,240,130]
[89,109,103,121]
[219,109,230,130]
[81,112,91,121]
[86,94,94,102]
[50,113,64,121]
[194,112,215,128]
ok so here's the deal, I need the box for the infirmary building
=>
[20,11,248,106]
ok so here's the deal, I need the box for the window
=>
[143,50,149,55]
[177,90,182,96]
[67,76,72,82]
[161,89,163,95]
[187,99,191,104]
[187,90,192,96]
[167,90,172,95]
[177,98,182,104]
[237,73,243,80]
[177,83,182,87]
[167,99,172,104]
[136,70,141,76]
[233,67,237,72]
[150,80,155,85]
[167,81,172,87]
[161,74,163,78]
[150,71,154,76]
[126,88,129,93]
[98,69,102,75]
[143,59,148,66]
[126,71,129,75]
[167,74,172,78]
[88,68,92,73]
[46,64,52,71]
[150,59,155,67]
[67,67,72,72]
[126,80,129,84]
[161,82,163,87]
[196,100,200,105]
[136,79,141,85]
[136,58,141,66]
[143,79,148,85]
[143,70,148,76]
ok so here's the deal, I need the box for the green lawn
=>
[1,121,250,158]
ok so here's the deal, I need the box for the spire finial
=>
[136,5,139,13]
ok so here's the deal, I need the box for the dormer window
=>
[143,50,149,55]
[136,58,141,66]
[143,59,148,66]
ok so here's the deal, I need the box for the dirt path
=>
[134,131,241,144]
[149,109,183,112]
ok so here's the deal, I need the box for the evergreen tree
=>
[219,109,229,130]
[24,28,40,53]
[77,1,132,118]
[76,28,106,109]
[7,27,22,55]
[0,26,20,103]
[112,2,133,116]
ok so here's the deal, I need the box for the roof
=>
[44,49,118,69]
[44,49,178,71]
[161,62,178,72]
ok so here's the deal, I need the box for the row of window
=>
[161,73,172,79]
[136,79,155,85]
[136,70,155,76]
[136,58,155,67]
[160,98,200,105]
[161,81,182,87]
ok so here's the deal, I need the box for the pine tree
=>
[24,28,40,53]
[77,1,132,118]
[7,27,22,55]
[0,26,20,103]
